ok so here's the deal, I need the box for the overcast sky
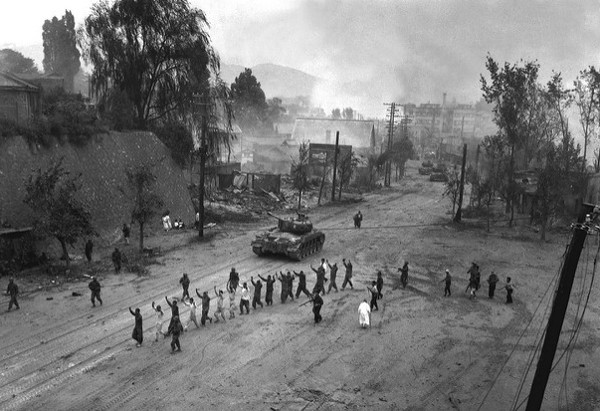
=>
[2,0,600,118]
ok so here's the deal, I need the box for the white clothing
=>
[240,287,250,301]
[153,309,165,340]
[358,302,371,328]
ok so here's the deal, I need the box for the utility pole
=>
[525,204,596,410]
[383,102,398,187]
[194,95,209,238]
[454,143,467,223]
[331,131,340,202]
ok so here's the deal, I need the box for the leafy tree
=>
[390,136,415,181]
[292,142,310,210]
[573,67,600,171]
[96,87,135,131]
[231,68,268,129]
[331,108,341,119]
[126,164,164,251]
[342,107,354,120]
[0,49,39,74]
[42,10,81,91]
[481,55,540,226]
[23,159,95,267]
[80,0,221,129]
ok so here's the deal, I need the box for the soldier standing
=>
[399,262,409,289]
[327,262,339,294]
[487,271,499,299]
[250,277,264,309]
[111,248,122,274]
[228,268,240,293]
[376,271,384,299]
[368,281,379,311]
[341,259,353,290]
[505,277,515,304]
[179,273,190,301]
[88,276,103,307]
[293,270,312,298]
[353,211,363,228]
[258,274,276,305]
[440,269,452,297]
[6,278,19,311]
[312,291,324,324]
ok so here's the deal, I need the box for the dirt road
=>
[1,161,599,410]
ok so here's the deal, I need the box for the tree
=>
[481,55,540,226]
[42,10,80,92]
[331,108,341,119]
[573,67,600,172]
[0,49,39,74]
[443,167,461,216]
[231,68,268,129]
[267,97,286,125]
[80,0,222,129]
[292,142,310,210]
[125,164,164,251]
[342,107,354,120]
[23,159,94,268]
[390,136,415,181]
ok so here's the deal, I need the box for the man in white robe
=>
[358,299,371,328]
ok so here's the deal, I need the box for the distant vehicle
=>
[251,212,325,260]
[419,167,433,175]
[432,164,448,173]
[421,160,434,168]
[430,172,448,182]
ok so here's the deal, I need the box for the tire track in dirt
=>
[1,185,419,411]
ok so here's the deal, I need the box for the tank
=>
[251,212,325,260]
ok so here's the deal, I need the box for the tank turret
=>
[252,212,325,260]
[267,212,313,235]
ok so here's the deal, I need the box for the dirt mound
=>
[0,132,194,246]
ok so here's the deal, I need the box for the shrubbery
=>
[0,88,106,148]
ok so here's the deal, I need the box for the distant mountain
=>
[7,43,319,100]
[220,62,320,99]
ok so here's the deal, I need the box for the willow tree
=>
[80,0,224,130]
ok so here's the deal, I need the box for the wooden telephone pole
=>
[383,102,399,187]
[525,204,596,410]
[331,131,340,201]
[194,95,209,238]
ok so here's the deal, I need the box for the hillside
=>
[0,132,194,245]
[220,62,319,98]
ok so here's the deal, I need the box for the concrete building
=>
[291,118,376,149]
